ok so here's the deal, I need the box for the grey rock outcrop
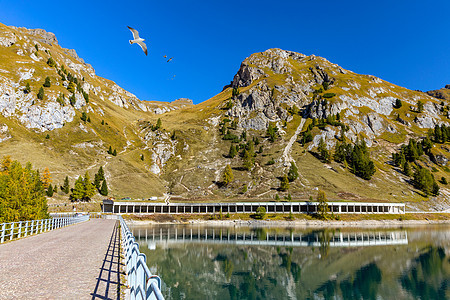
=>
[19,102,75,132]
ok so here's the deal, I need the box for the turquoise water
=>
[130,224,450,300]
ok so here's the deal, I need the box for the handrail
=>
[0,215,90,244]
[118,216,164,300]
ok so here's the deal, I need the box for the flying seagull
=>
[167,57,173,62]
[163,55,167,58]
[127,26,147,55]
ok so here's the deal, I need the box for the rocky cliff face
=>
[226,48,445,148]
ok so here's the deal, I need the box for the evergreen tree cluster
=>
[70,167,108,201]
[334,139,376,180]
[413,166,439,196]
[391,137,439,196]
[80,112,90,123]
[392,138,431,166]
[107,146,117,156]
[0,156,48,222]
[46,57,56,67]
[430,124,450,144]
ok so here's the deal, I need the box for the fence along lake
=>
[130,224,450,299]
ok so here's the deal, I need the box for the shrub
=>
[267,158,275,165]
[254,207,266,219]
[322,93,336,98]
[37,87,45,100]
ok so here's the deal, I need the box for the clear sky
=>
[0,0,449,104]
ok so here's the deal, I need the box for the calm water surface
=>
[130,224,450,300]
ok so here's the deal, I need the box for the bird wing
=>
[137,41,148,55]
[127,26,140,40]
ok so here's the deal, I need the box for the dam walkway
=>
[0,218,121,299]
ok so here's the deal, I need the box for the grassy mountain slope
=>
[1,23,449,211]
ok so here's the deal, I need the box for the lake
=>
[129,224,450,300]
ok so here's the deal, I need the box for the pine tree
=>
[228,144,237,158]
[94,173,102,190]
[317,189,329,218]
[403,161,412,176]
[97,166,105,181]
[154,118,162,130]
[275,194,280,201]
[242,149,254,171]
[318,138,330,163]
[46,184,54,197]
[113,149,117,156]
[101,119,105,125]
[0,158,48,222]
[84,172,96,200]
[69,93,76,106]
[280,175,289,191]
[71,176,85,201]
[37,86,45,100]
[100,180,108,196]
[108,146,112,154]
[42,167,52,189]
[222,164,234,186]
[43,76,51,87]
[80,112,87,122]
[67,82,76,93]
[413,166,436,196]
[417,100,424,113]
[287,162,299,182]
[63,176,70,194]
[24,82,31,94]
[267,123,278,142]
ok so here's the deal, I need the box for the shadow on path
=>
[91,221,123,300]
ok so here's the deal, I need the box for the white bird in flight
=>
[127,26,147,55]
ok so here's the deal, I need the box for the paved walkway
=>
[0,218,119,299]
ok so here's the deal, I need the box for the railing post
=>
[18,222,22,238]
[10,222,14,241]
[25,221,29,237]
[1,223,5,243]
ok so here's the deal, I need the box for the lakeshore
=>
[123,212,450,227]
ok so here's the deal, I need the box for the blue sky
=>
[0,0,449,104]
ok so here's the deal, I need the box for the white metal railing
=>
[0,215,90,244]
[118,216,164,300]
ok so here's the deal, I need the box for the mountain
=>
[0,23,449,211]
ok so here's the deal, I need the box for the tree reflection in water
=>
[400,246,449,299]
[315,263,382,300]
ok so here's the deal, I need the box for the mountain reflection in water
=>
[130,224,450,300]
